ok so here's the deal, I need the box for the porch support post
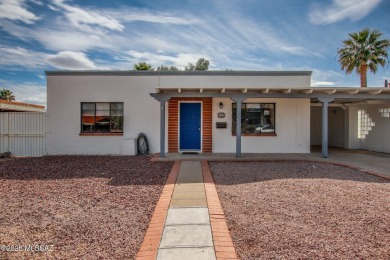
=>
[231,96,246,158]
[152,95,171,158]
[236,99,242,158]
[318,98,334,158]
[160,100,166,158]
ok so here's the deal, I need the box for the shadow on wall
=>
[0,156,174,186]
[209,161,389,185]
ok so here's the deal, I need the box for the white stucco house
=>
[45,70,390,158]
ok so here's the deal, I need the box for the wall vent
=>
[378,108,390,118]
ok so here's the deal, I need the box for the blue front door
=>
[180,103,201,151]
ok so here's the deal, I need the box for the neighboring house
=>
[45,71,390,157]
[0,100,45,112]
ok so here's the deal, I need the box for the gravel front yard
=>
[0,156,173,260]
[210,161,390,260]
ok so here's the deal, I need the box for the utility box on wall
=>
[122,138,137,155]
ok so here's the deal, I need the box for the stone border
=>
[136,161,181,259]
[201,161,238,260]
[151,154,390,181]
[206,159,390,181]
[324,161,390,181]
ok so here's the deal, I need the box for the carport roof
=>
[155,87,390,95]
[151,87,390,102]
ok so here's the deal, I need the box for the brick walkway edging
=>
[136,161,181,260]
[201,160,238,260]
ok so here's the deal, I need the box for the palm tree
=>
[338,28,390,88]
[0,89,16,101]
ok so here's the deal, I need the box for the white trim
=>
[178,101,203,153]
[153,87,390,95]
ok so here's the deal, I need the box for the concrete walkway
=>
[157,161,215,259]
[137,161,237,260]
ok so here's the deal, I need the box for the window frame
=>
[80,102,124,135]
[232,102,276,136]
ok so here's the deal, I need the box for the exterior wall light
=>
[219,102,224,109]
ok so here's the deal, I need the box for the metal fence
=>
[0,112,46,157]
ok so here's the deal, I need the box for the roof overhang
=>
[45,70,312,76]
[151,87,390,103]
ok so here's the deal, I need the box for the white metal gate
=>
[0,112,46,156]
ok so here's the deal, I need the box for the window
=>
[378,108,390,118]
[232,103,275,135]
[81,102,123,133]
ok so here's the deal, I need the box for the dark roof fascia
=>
[45,70,312,77]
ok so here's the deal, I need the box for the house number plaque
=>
[217,112,226,118]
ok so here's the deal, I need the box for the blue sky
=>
[0,0,389,106]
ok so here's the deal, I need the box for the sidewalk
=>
[136,161,237,260]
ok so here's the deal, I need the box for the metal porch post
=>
[150,94,171,159]
[231,96,246,158]
[236,99,242,158]
[160,100,166,158]
[319,98,334,158]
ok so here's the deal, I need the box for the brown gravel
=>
[210,161,390,260]
[0,156,173,260]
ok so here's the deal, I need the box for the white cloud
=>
[0,0,39,24]
[109,9,199,25]
[309,0,382,25]
[45,51,102,70]
[0,7,131,52]
[0,46,106,70]
[0,20,32,41]
[0,46,46,68]
[311,81,336,87]
[124,51,209,69]
[0,0,318,64]
[310,69,361,87]
[34,29,111,51]
[232,21,319,56]
[0,19,133,55]
[52,0,124,31]
[0,79,46,106]
[206,2,319,57]
[30,0,42,5]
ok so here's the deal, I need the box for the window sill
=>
[80,132,123,136]
[232,133,277,137]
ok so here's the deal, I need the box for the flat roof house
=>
[45,71,390,157]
